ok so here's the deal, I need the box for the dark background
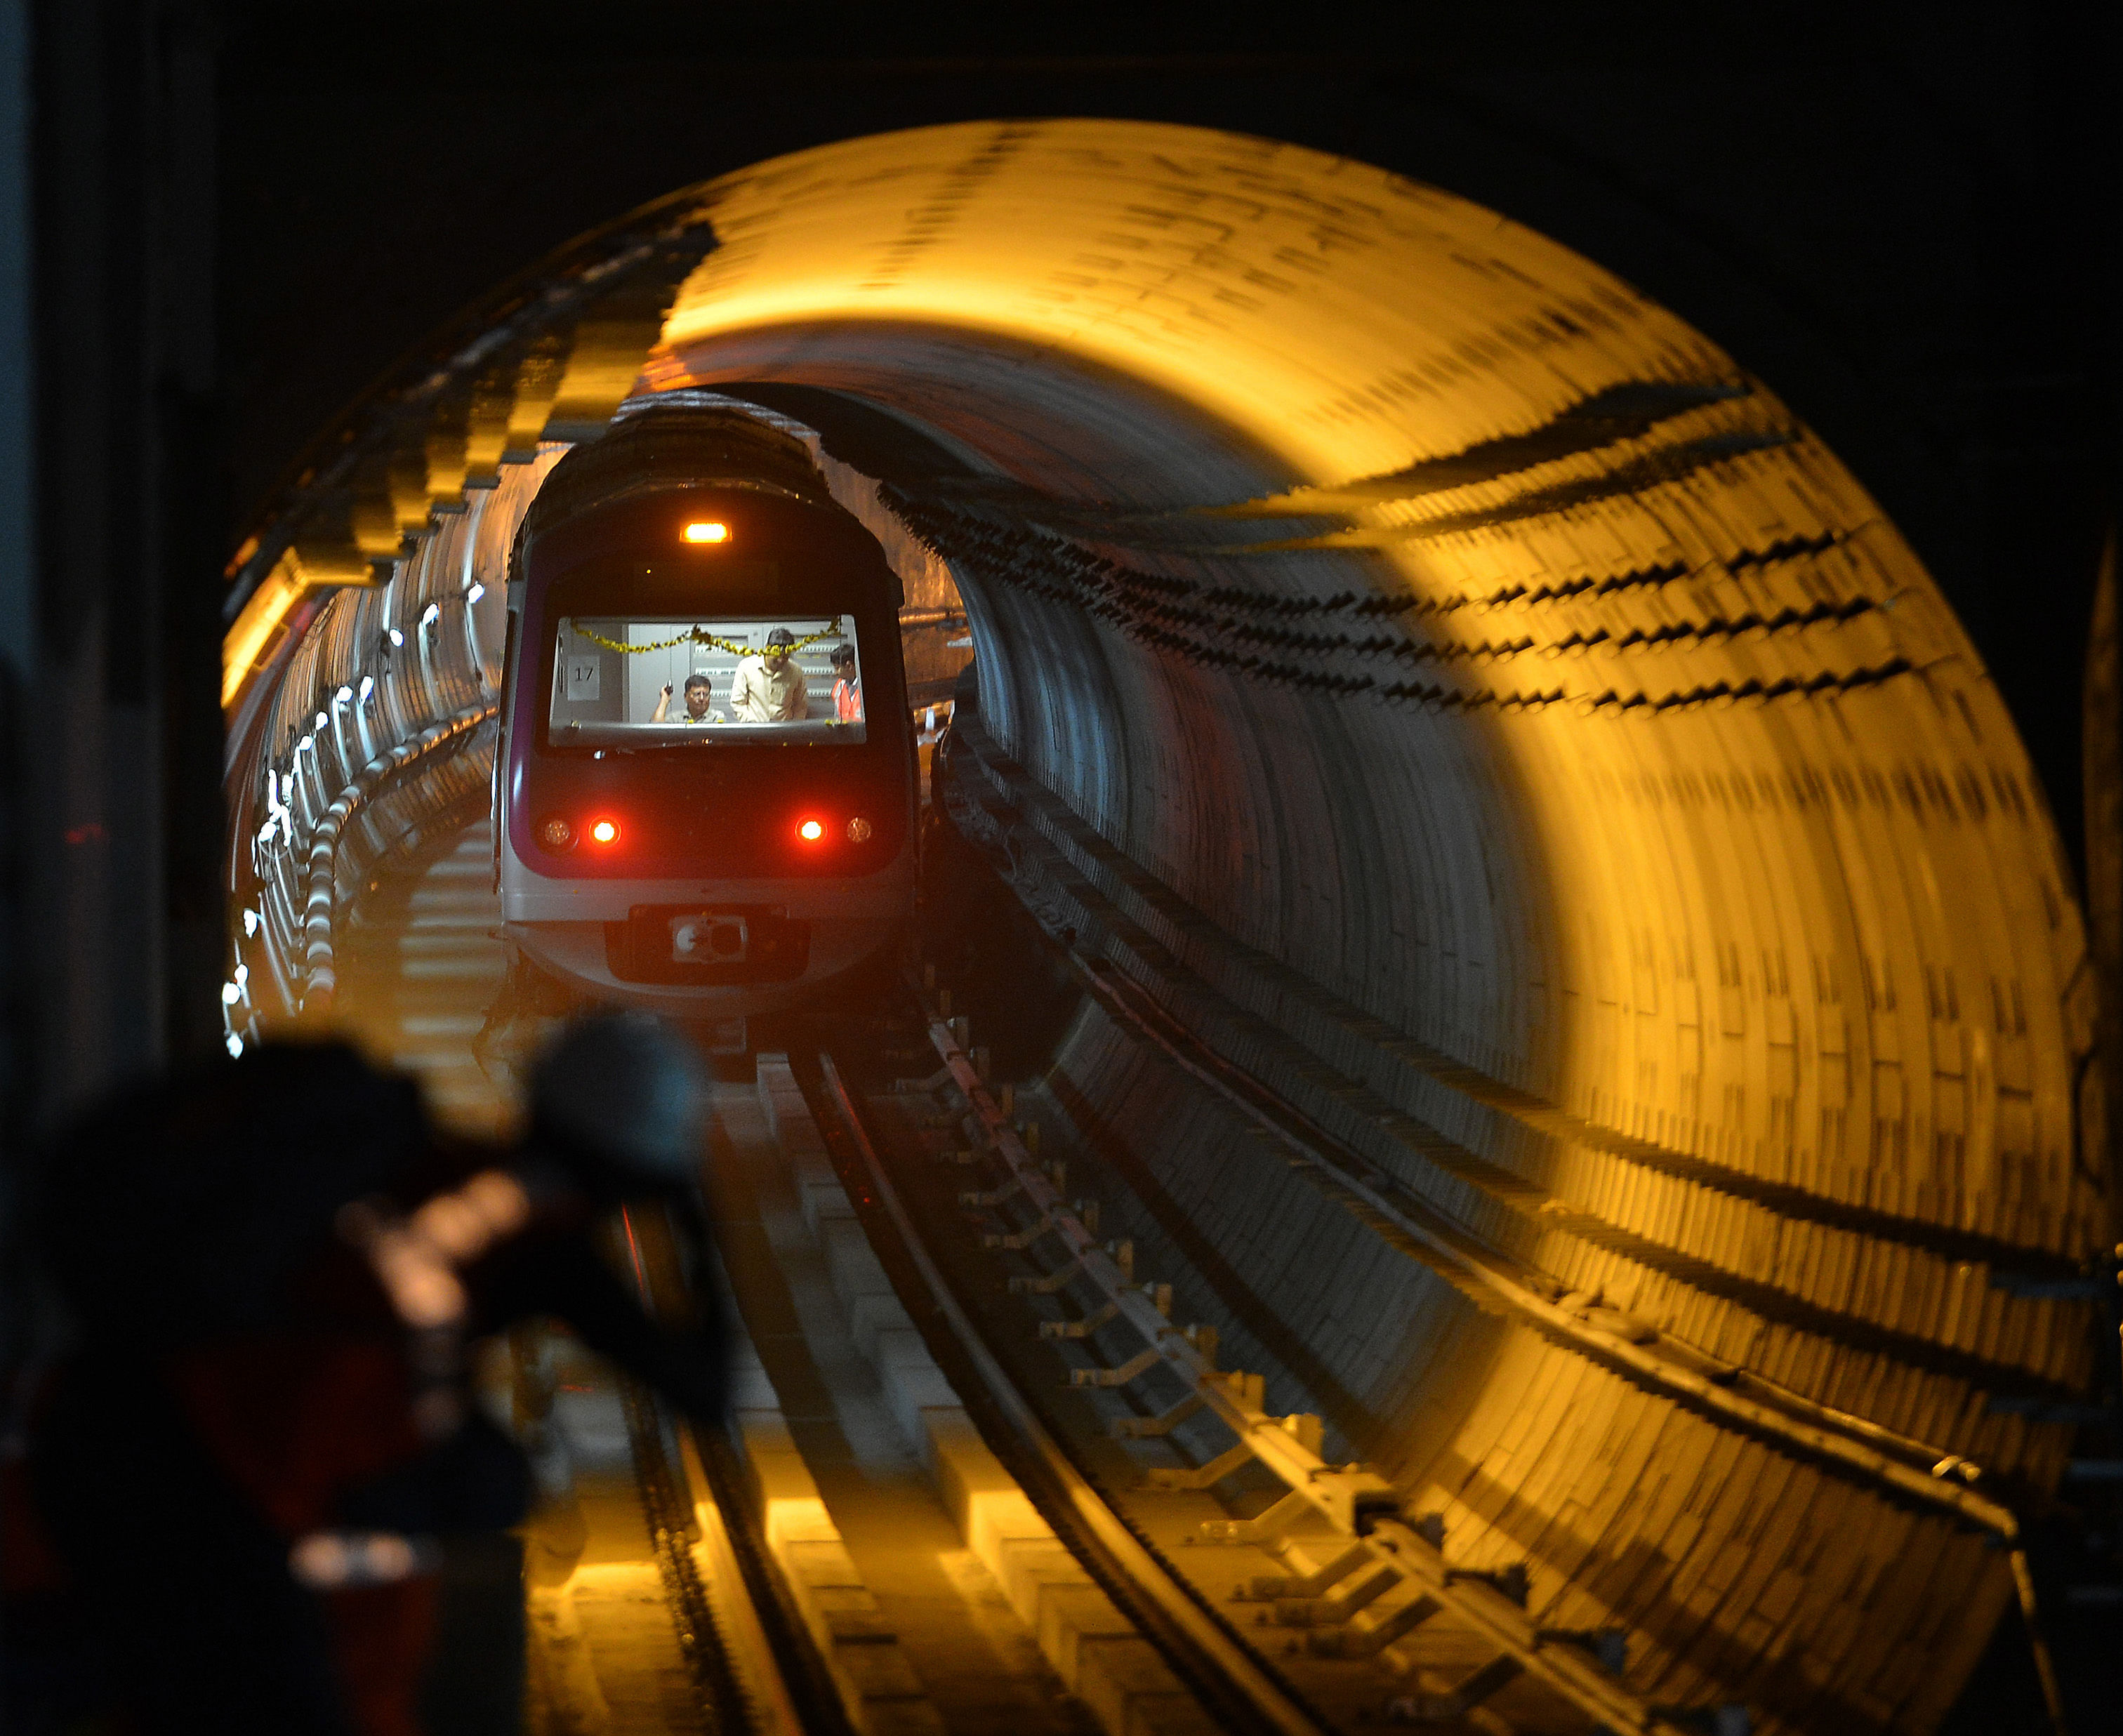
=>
[3,4,2117,1728]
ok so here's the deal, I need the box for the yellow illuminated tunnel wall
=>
[658,119,2091,1253]
[648,120,2100,1730]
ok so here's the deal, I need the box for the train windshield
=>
[548,616,866,746]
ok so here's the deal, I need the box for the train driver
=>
[727,627,809,722]
[651,670,722,724]
[828,642,863,722]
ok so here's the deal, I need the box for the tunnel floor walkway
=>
[336,816,512,1139]
[328,809,1127,1735]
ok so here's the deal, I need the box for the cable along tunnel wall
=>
[639,120,2101,1732]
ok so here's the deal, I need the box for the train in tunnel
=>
[193,113,2122,1734]
[494,397,917,1030]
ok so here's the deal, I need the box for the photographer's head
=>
[528,1012,709,1202]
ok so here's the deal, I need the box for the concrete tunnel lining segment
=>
[227,119,2103,1731]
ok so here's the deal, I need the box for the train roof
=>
[515,396,839,569]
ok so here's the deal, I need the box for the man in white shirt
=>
[726,628,809,722]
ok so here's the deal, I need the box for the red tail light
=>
[588,818,621,846]
[797,818,826,843]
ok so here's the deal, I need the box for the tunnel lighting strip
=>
[865,1005,1738,1736]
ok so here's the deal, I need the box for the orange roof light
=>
[682,521,729,545]
[588,819,621,845]
[797,818,826,843]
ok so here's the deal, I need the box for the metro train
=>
[494,397,916,1037]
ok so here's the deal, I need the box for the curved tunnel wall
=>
[223,454,551,1036]
[644,120,2103,1730]
[232,119,2103,1729]
[657,121,2094,1258]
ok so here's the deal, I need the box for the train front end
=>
[497,404,916,1027]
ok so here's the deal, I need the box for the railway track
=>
[700,1045,1242,1735]
[926,696,2114,1734]
[336,802,1304,1734]
[313,731,2098,1732]
[798,1005,1764,1736]
[317,796,1814,1735]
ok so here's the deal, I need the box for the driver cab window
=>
[549,616,864,745]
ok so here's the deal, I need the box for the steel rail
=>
[847,1020,1735,1736]
[617,1204,860,1736]
[813,1051,1334,1736]
[680,1413,859,1736]
[673,1426,808,1736]
[620,1376,758,1733]
[913,1013,1724,1732]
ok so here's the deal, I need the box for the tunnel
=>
[218,119,2105,1734]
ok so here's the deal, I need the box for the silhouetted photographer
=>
[10,1014,726,1736]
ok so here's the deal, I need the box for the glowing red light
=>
[798,818,826,843]
[588,819,620,845]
